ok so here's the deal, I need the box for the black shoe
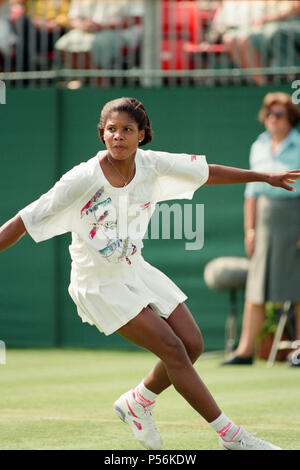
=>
[220,354,254,365]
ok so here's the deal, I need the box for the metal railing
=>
[1,0,300,88]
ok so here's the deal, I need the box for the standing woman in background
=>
[222,92,300,366]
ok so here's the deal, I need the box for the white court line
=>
[0,413,202,427]
[0,414,285,431]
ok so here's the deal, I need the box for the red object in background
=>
[161,38,190,70]
[162,1,201,42]
[161,1,201,70]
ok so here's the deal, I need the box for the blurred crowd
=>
[1,0,300,85]
[0,0,144,76]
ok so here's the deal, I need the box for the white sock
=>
[133,380,158,407]
[209,412,240,441]
[126,381,157,416]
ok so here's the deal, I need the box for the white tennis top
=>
[19,149,209,335]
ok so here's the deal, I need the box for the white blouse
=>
[19,149,209,335]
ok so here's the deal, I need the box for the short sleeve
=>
[19,162,92,243]
[244,182,261,199]
[149,150,209,203]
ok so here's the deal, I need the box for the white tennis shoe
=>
[114,389,163,450]
[219,426,281,450]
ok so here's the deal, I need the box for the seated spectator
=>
[9,0,69,73]
[206,0,300,85]
[206,1,267,43]
[9,0,38,73]
[245,1,300,80]
[0,0,17,64]
[30,0,70,33]
[55,0,144,71]
[26,0,70,60]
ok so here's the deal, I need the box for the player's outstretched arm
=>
[0,214,27,253]
[206,165,300,192]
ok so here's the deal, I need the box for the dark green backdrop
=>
[0,84,291,350]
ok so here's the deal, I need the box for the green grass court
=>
[1,349,299,450]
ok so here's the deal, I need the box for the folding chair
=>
[267,301,299,367]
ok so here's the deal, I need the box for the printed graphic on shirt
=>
[89,210,109,239]
[80,187,137,265]
[99,237,137,265]
[80,188,115,239]
[80,188,106,217]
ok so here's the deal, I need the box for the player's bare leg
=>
[117,305,221,422]
[114,305,281,450]
[142,303,205,394]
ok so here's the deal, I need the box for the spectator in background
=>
[221,92,300,367]
[30,0,70,33]
[9,0,38,72]
[207,1,269,44]
[0,0,17,62]
[207,1,300,85]
[246,1,300,82]
[55,0,144,71]
[9,0,69,72]
[27,0,70,60]
[90,0,143,70]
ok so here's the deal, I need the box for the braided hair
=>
[98,97,153,147]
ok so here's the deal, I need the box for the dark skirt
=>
[245,196,300,304]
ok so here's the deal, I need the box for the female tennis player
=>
[1,97,299,450]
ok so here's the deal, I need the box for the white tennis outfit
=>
[19,149,209,335]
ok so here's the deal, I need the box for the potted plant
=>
[256,302,293,361]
